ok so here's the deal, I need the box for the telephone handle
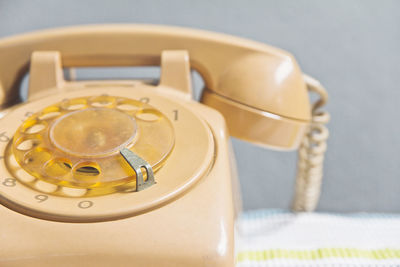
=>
[0,25,310,122]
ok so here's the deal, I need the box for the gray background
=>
[0,0,399,213]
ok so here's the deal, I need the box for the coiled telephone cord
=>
[292,75,330,212]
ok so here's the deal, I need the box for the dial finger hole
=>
[16,138,40,151]
[8,154,19,168]
[116,99,142,112]
[38,106,61,120]
[73,162,101,183]
[76,166,100,176]
[66,104,86,110]
[61,98,88,111]
[117,104,141,111]
[90,95,116,107]
[35,180,58,193]
[23,148,52,166]
[44,158,72,178]
[136,109,161,122]
[39,112,61,120]
[21,118,36,129]
[16,169,35,183]
[25,123,46,134]
[61,187,88,197]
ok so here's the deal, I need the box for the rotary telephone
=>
[0,25,329,266]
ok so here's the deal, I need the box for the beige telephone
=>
[0,25,329,266]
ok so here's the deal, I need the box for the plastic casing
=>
[0,82,238,267]
[0,25,312,266]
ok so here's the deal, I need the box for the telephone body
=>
[0,25,328,267]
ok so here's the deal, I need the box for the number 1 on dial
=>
[173,110,178,121]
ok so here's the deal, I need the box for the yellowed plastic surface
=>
[12,95,175,194]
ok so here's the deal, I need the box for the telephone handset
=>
[0,25,329,266]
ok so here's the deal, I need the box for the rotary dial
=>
[11,95,174,196]
[0,86,214,222]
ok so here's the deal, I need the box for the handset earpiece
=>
[201,52,311,150]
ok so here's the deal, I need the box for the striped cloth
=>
[236,210,400,267]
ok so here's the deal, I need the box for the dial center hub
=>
[50,108,137,157]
